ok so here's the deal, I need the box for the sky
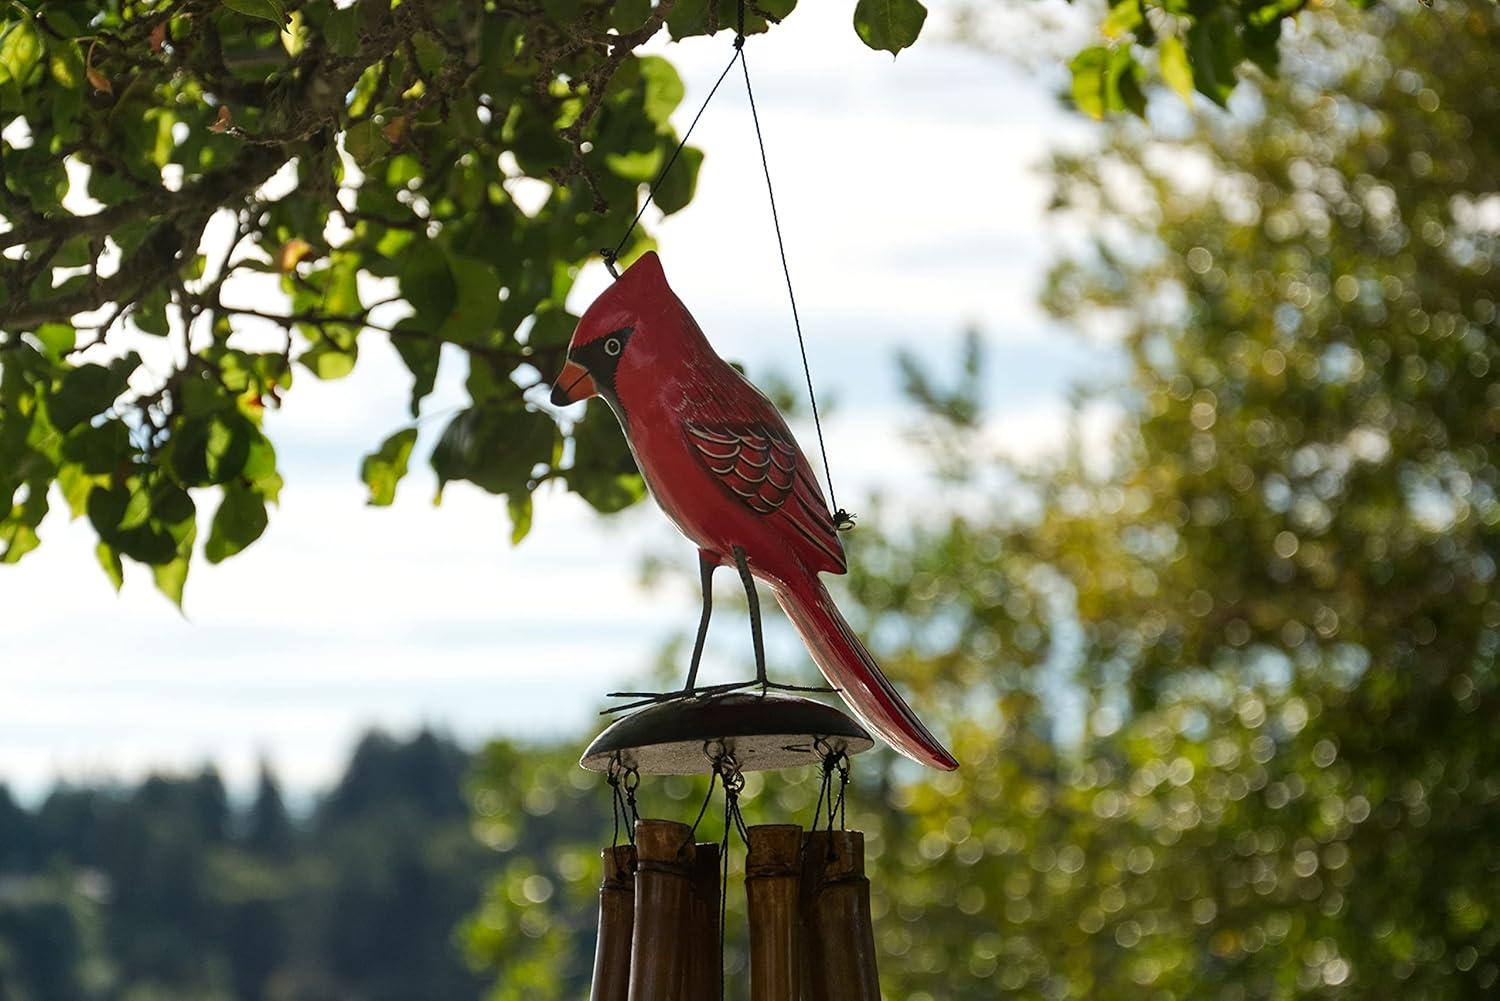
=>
[0,1,1111,802]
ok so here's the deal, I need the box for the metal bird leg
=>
[683,550,717,692]
[732,545,767,684]
[603,549,832,714]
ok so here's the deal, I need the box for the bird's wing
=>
[683,420,846,573]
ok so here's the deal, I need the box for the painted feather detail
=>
[683,420,846,570]
[685,421,798,515]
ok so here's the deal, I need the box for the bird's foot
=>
[602,680,754,715]
[602,678,836,715]
[755,679,838,695]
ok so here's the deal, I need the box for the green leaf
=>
[507,493,533,544]
[401,241,457,327]
[0,475,48,563]
[300,342,358,380]
[150,490,197,606]
[61,420,129,475]
[853,0,928,55]
[95,541,124,591]
[345,119,390,169]
[324,6,360,56]
[526,304,580,352]
[638,57,685,128]
[1071,46,1146,118]
[48,40,84,89]
[242,431,283,504]
[432,406,556,500]
[56,462,97,518]
[440,254,501,345]
[50,356,136,432]
[134,286,171,337]
[170,415,252,486]
[665,0,712,40]
[205,485,268,563]
[361,427,419,506]
[33,323,76,360]
[1102,1,1142,39]
[324,255,362,317]
[566,405,644,514]
[1109,47,1147,117]
[221,0,289,28]
[392,325,441,417]
[611,0,653,32]
[1159,34,1195,102]
[1186,12,1241,106]
[0,21,44,88]
[153,551,190,608]
[1070,46,1111,119]
[651,145,703,216]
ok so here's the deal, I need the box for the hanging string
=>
[687,764,721,842]
[608,773,622,849]
[606,757,641,847]
[737,43,853,532]
[709,749,749,1001]
[623,765,641,830]
[598,4,854,533]
[602,42,744,278]
[718,773,733,1001]
[809,741,851,836]
[810,738,835,833]
[832,752,851,831]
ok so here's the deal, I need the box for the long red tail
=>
[772,575,958,771]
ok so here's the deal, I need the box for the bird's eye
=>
[604,337,622,357]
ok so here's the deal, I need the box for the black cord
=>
[718,778,732,1001]
[608,756,634,848]
[688,766,721,840]
[604,45,744,276]
[608,773,622,849]
[623,765,641,830]
[833,753,850,831]
[738,47,853,532]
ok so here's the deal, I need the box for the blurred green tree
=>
[463,1,1499,997]
[243,763,293,859]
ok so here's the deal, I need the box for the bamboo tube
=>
[590,844,637,1001]
[800,831,880,1001]
[629,820,695,1001]
[745,824,804,1001]
[686,841,723,1000]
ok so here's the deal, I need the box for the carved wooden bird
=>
[551,252,957,771]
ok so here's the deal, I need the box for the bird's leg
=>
[683,550,717,692]
[732,545,767,685]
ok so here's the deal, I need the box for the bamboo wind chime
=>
[581,697,884,1001]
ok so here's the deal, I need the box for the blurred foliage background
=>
[468,2,1500,999]
[4,0,1498,998]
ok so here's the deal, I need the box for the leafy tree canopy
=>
[1,0,1375,604]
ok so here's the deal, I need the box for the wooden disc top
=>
[580,691,873,776]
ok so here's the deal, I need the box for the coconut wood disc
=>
[581,691,872,775]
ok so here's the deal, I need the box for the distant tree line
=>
[0,729,492,1001]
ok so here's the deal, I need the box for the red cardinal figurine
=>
[551,252,958,771]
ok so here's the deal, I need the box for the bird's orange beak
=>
[550,359,596,406]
